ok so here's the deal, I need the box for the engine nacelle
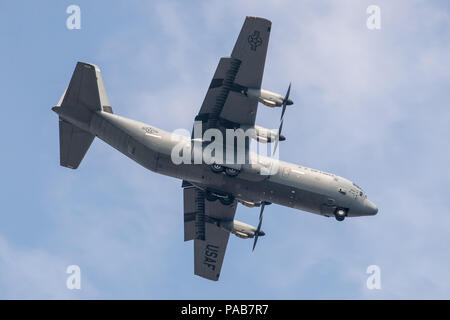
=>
[233,231,250,239]
[246,88,293,108]
[219,219,265,239]
[239,200,261,208]
[252,125,285,143]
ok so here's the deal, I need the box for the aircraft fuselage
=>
[70,110,378,220]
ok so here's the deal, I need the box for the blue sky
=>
[0,0,449,299]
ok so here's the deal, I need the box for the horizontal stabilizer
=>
[59,118,94,169]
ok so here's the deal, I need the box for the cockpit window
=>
[353,182,364,192]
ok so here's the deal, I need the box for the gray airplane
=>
[52,17,378,281]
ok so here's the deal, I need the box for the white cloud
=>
[0,235,98,299]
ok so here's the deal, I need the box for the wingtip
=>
[245,16,272,25]
[76,61,101,72]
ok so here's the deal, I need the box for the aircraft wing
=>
[196,16,271,130]
[183,183,238,281]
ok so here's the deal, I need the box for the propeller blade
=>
[273,83,291,156]
[252,234,259,251]
[252,202,266,251]
[272,139,279,156]
[280,83,291,120]
[272,119,284,154]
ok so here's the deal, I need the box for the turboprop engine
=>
[219,220,265,239]
[250,125,285,143]
[245,88,294,108]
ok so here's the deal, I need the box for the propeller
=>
[252,202,267,251]
[272,83,291,155]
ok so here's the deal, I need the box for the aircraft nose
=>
[364,199,378,216]
[286,98,294,105]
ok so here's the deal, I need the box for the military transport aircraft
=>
[52,17,378,281]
